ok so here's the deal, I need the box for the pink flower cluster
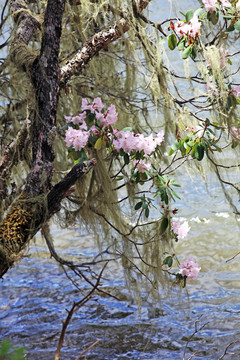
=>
[202,0,231,13]
[64,98,165,158]
[172,221,190,239]
[113,130,164,155]
[64,98,119,151]
[133,159,152,173]
[178,256,201,279]
[173,15,201,39]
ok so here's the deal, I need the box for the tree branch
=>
[60,0,151,87]
[0,159,96,278]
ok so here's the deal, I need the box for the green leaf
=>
[145,207,150,218]
[194,8,204,18]
[227,94,237,110]
[160,217,169,234]
[162,192,169,205]
[226,23,235,32]
[122,127,132,132]
[135,151,142,160]
[182,46,192,59]
[177,38,186,51]
[167,256,173,267]
[234,20,240,31]
[168,33,177,50]
[168,148,175,156]
[171,140,180,151]
[190,45,197,59]
[135,201,143,210]
[170,188,181,199]
[124,153,130,164]
[94,137,105,150]
[163,255,173,267]
[195,144,205,161]
[185,10,193,22]
[207,11,219,25]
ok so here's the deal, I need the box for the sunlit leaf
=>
[185,9,193,22]
[168,33,177,50]
[182,46,192,59]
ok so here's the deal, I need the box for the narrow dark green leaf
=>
[145,207,150,218]
[190,45,197,59]
[124,153,130,164]
[134,201,143,210]
[160,217,169,234]
[170,188,181,200]
[196,144,205,161]
[167,257,173,267]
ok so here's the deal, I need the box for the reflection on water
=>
[0,171,240,360]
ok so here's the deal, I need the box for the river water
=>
[0,166,240,360]
[1,1,240,359]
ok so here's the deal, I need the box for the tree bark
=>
[0,159,96,278]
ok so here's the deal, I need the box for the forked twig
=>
[54,263,107,360]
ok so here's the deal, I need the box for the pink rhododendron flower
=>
[173,15,201,39]
[202,0,217,13]
[178,256,201,279]
[64,127,78,147]
[71,112,87,125]
[133,159,152,173]
[172,221,190,239]
[155,130,164,146]
[81,97,104,113]
[92,97,104,112]
[104,104,118,126]
[72,130,90,151]
[65,127,89,151]
[232,86,240,98]
[113,130,164,155]
[64,115,73,123]
[230,126,240,141]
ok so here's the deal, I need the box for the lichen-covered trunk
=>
[0,0,66,277]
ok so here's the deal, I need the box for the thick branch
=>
[0,159,96,278]
[60,0,151,87]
